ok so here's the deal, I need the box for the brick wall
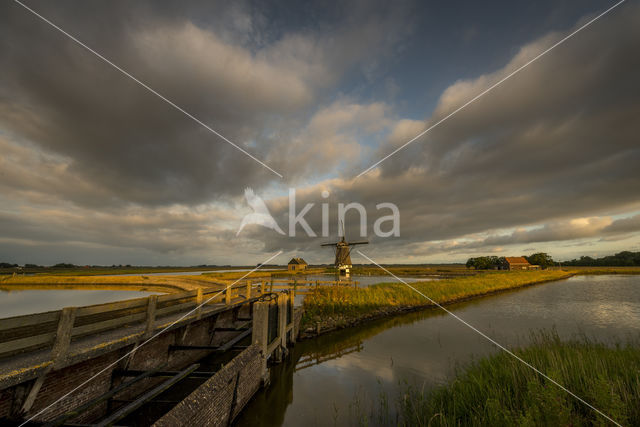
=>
[153,344,263,427]
[27,351,119,423]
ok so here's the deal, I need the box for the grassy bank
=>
[564,266,640,275]
[378,334,640,426]
[301,270,572,331]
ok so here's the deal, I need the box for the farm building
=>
[505,257,539,270]
[287,257,308,272]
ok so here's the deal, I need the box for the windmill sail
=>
[321,222,368,277]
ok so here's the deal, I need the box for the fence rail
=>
[0,277,357,361]
[0,280,266,360]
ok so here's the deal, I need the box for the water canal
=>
[235,274,640,426]
[0,289,160,318]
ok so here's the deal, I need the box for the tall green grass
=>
[390,333,640,426]
[302,270,572,328]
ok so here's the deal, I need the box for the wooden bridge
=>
[0,277,356,426]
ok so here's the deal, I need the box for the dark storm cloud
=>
[0,0,411,207]
[237,3,640,259]
[351,3,640,247]
[1,1,639,264]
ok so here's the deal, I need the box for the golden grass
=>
[302,270,573,328]
[565,266,640,275]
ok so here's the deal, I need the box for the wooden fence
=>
[0,280,267,360]
[0,277,360,361]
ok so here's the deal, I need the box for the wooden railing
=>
[0,280,267,360]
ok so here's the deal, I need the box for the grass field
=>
[0,266,252,276]
[562,266,640,275]
[301,270,573,329]
[362,333,640,426]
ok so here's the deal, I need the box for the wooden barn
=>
[287,257,308,272]
[505,257,539,270]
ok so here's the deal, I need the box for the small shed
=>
[505,257,532,270]
[287,257,308,272]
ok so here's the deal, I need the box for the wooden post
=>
[315,280,319,294]
[246,280,251,300]
[195,288,203,319]
[225,283,232,305]
[145,295,157,338]
[289,292,296,344]
[260,281,266,295]
[269,277,273,292]
[276,293,288,362]
[51,306,76,367]
[252,300,270,385]
[22,309,76,413]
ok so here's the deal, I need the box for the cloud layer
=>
[0,1,639,265]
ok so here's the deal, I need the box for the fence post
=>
[195,288,203,319]
[145,295,158,338]
[289,292,296,344]
[276,293,288,362]
[261,281,266,295]
[269,277,273,292]
[246,280,251,300]
[51,306,76,367]
[225,283,232,305]
[252,300,270,385]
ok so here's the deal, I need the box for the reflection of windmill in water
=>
[321,222,368,278]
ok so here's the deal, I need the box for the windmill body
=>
[322,235,368,278]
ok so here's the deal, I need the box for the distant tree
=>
[24,263,40,268]
[0,262,18,268]
[563,251,640,267]
[466,256,504,270]
[52,263,76,268]
[525,253,555,269]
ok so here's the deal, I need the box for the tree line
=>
[466,253,555,270]
[562,251,640,266]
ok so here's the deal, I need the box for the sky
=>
[1,0,639,266]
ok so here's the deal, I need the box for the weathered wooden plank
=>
[0,310,60,332]
[144,295,158,338]
[195,288,203,319]
[75,298,148,318]
[51,307,76,367]
[0,332,56,356]
[155,301,196,318]
[157,290,198,304]
[225,284,232,305]
[71,312,146,338]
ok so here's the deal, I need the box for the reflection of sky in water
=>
[236,274,640,426]
[0,289,160,318]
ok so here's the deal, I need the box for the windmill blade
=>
[349,241,369,245]
[321,242,340,246]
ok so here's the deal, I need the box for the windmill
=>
[321,222,368,277]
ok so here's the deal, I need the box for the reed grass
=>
[390,333,640,426]
[302,270,572,328]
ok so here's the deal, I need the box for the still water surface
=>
[0,289,160,318]
[235,274,640,426]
